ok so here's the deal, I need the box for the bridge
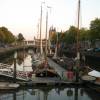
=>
[23,39,49,48]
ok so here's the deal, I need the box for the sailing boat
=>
[34,6,59,78]
[32,3,45,68]
[32,37,44,68]
[77,0,100,91]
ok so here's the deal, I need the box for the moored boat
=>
[32,53,45,68]
[34,61,59,78]
[81,70,100,92]
[35,68,59,77]
[0,82,20,90]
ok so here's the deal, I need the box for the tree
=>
[90,18,100,41]
[63,31,68,43]
[79,28,90,41]
[57,31,65,43]
[17,33,25,42]
[0,27,15,44]
[0,29,5,43]
[66,26,77,44]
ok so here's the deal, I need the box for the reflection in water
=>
[13,92,16,100]
[0,50,99,100]
[17,51,27,65]
[0,86,97,100]
[74,87,78,100]
[0,54,14,65]
[80,88,84,96]
[84,88,100,100]
[0,50,32,72]
[67,88,73,96]
[0,50,28,66]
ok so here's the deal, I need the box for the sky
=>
[0,0,100,40]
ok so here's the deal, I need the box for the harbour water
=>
[0,87,100,100]
[0,49,100,100]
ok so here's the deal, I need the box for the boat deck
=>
[47,58,76,81]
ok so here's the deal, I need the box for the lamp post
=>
[13,52,17,83]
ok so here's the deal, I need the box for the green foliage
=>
[49,17,100,48]
[50,26,77,44]
[17,33,25,42]
[57,31,65,43]
[0,26,15,44]
[0,29,5,42]
[68,26,77,43]
[49,18,100,48]
[79,28,90,41]
[63,26,77,44]
[90,18,100,41]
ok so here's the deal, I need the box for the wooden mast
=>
[75,0,81,82]
[45,7,48,60]
[45,6,51,60]
[40,2,44,55]
[76,0,80,60]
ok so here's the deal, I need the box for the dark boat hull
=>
[81,75,100,92]
[86,82,100,92]
[35,70,59,77]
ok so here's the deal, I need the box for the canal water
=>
[0,49,100,100]
[0,87,100,100]
[0,49,33,72]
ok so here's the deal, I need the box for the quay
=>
[0,74,82,89]
[0,59,81,88]
[18,77,82,87]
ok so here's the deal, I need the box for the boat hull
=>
[81,75,100,92]
[86,82,100,92]
[35,69,59,77]
[0,82,19,90]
